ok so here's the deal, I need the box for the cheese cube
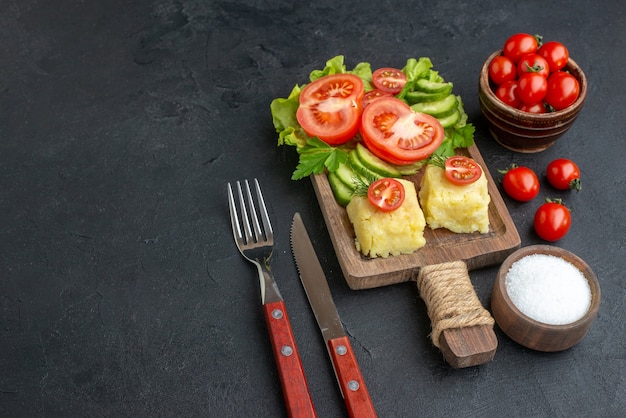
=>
[346,179,426,258]
[418,164,490,234]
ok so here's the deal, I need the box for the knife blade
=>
[290,212,377,418]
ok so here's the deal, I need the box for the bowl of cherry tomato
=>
[478,34,587,153]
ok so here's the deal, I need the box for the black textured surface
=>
[2,1,625,417]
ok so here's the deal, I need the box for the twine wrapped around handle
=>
[416,260,495,348]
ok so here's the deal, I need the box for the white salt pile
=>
[505,253,591,325]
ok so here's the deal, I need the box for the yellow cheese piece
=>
[419,164,490,234]
[346,179,426,258]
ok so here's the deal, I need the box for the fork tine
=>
[253,178,273,241]
[244,179,263,243]
[236,181,254,245]
[227,183,243,242]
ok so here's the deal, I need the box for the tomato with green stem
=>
[534,198,571,241]
[517,53,550,78]
[500,164,540,201]
[360,97,444,165]
[546,158,581,191]
[296,73,364,145]
[503,33,539,63]
[367,178,405,212]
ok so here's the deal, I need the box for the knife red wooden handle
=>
[263,301,317,418]
[328,336,377,418]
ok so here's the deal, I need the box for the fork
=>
[227,179,317,418]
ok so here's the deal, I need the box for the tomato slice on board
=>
[296,73,365,145]
[444,156,483,185]
[372,67,407,94]
[360,97,444,165]
[362,89,393,107]
[367,178,405,212]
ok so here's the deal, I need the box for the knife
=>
[290,212,377,418]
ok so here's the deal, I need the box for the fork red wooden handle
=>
[328,336,377,418]
[263,301,317,418]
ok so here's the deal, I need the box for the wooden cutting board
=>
[310,143,520,368]
[310,143,520,291]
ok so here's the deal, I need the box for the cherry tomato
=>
[367,178,405,212]
[489,55,517,85]
[534,199,571,241]
[444,156,483,185]
[519,101,547,114]
[360,97,444,165]
[517,72,548,105]
[545,71,580,110]
[538,41,569,72]
[500,165,540,201]
[372,67,407,94]
[362,89,393,107]
[503,33,539,63]
[296,73,364,145]
[517,53,550,78]
[495,80,521,108]
[546,158,581,191]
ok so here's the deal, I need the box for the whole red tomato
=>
[519,102,547,114]
[538,41,569,72]
[495,80,521,108]
[503,33,539,63]
[545,71,580,110]
[546,158,581,191]
[517,53,550,78]
[534,199,571,241]
[517,72,548,105]
[489,55,517,85]
[500,165,540,201]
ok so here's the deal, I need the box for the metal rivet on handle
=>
[347,380,360,391]
[335,345,347,355]
[281,345,293,357]
[272,309,283,319]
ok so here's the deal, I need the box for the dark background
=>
[2,0,625,416]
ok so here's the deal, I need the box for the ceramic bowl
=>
[491,245,600,352]
[478,50,588,153]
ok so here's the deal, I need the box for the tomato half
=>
[545,71,579,111]
[360,97,444,165]
[362,89,393,107]
[296,73,364,145]
[503,33,539,63]
[367,178,405,212]
[517,72,548,105]
[489,55,517,85]
[444,156,483,185]
[546,158,581,191]
[500,165,540,201]
[538,41,569,72]
[534,199,571,241]
[372,67,407,94]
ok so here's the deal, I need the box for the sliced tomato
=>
[360,97,444,165]
[296,74,365,145]
[372,67,407,94]
[444,156,483,185]
[362,89,393,107]
[367,178,405,212]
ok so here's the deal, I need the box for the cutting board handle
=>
[416,260,498,368]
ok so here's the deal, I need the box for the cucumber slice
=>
[437,109,461,128]
[415,78,453,94]
[354,143,402,178]
[349,150,383,180]
[404,89,451,104]
[334,162,360,190]
[327,172,353,206]
[395,161,425,176]
[411,94,458,118]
